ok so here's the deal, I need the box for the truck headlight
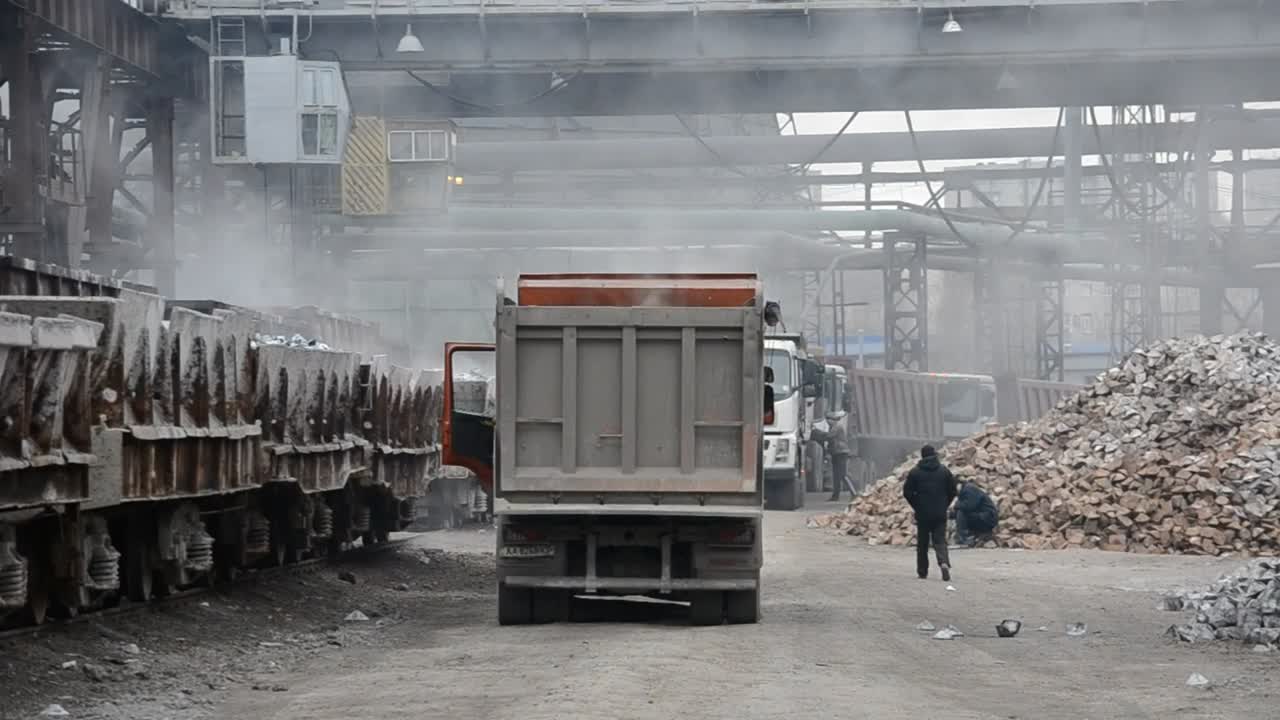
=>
[773,438,791,457]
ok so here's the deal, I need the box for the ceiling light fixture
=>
[397,24,425,53]
[942,11,963,33]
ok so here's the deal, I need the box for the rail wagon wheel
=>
[272,537,288,567]
[24,568,50,626]
[124,532,154,603]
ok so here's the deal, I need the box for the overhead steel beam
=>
[344,60,1280,117]
[203,2,1280,76]
[455,116,1280,173]
[10,0,161,77]
[172,1,1280,114]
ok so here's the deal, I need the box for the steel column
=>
[800,270,822,350]
[1263,283,1280,339]
[1039,106,1078,381]
[1196,109,1224,336]
[831,269,848,358]
[1106,105,1163,359]
[883,235,927,372]
[974,260,1016,377]
[2,14,44,256]
[1035,274,1066,381]
[82,54,116,270]
[147,96,176,297]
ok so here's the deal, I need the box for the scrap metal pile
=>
[1166,559,1280,648]
[814,332,1280,555]
[252,332,333,350]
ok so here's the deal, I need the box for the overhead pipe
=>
[339,242,1240,288]
[454,115,1280,174]
[417,206,1087,257]
[338,229,804,251]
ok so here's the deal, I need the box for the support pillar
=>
[800,270,822,349]
[80,54,117,269]
[976,259,1017,377]
[289,167,319,305]
[1196,109,1224,336]
[830,268,848,357]
[1064,107,1082,236]
[1263,282,1280,339]
[1035,107,1078,381]
[1035,273,1065,381]
[3,14,44,258]
[147,96,176,296]
[862,162,873,247]
[883,234,927,371]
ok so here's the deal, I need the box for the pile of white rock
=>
[1165,558,1280,648]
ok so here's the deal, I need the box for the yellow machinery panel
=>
[341,116,390,216]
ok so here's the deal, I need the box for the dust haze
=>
[80,4,1280,374]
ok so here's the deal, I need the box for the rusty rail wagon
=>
[0,277,440,625]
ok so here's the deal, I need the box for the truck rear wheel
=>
[689,591,724,626]
[766,469,802,511]
[725,588,760,624]
[531,589,572,623]
[498,585,533,625]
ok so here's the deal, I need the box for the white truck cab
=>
[762,336,823,510]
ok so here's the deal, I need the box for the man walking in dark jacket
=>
[902,445,958,581]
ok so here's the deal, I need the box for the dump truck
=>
[442,274,776,625]
[841,367,1081,477]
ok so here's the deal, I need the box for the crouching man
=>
[952,479,999,547]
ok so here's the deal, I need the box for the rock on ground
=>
[1167,558,1280,648]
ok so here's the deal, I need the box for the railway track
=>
[0,537,415,642]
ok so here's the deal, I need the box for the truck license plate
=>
[499,543,555,559]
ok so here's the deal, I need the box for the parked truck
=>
[839,366,1081,477]
[442,274,777,625]
[761,334,826,510]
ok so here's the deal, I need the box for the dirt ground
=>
[4,501,1278,720]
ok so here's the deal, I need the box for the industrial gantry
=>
[6,0,1280,379]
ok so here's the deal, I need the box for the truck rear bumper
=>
[503,575,758,591]
[496,502,762,518]
[763,468,798,482]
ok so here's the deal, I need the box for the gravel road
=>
[5,505,1277,719]
[221,505,1277,720]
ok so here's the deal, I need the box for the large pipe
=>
[337,206,1070,254]
[455,116,1280,173]
[339,242,1233,288]
[339,229,804,250]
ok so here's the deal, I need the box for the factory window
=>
[301,68,338,107]
[387,129,449,162]
[301,112,339,157]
